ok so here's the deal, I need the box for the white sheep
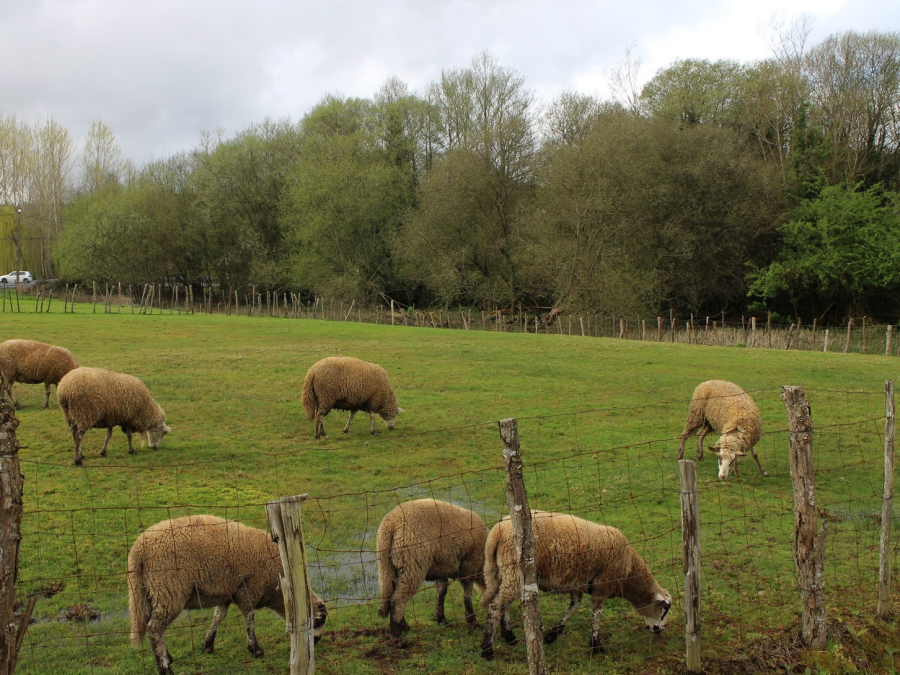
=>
[128,514,328,675]
[480,511,672,659]
[377,499,487,638]
[678,379,768,480]
[56,367,170,466]
[0,339,79,409]
[301,356,402,439]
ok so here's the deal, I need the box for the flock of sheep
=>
[0,337,769,675]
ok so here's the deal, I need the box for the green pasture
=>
[2,308,899,674]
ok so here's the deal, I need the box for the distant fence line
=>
[2,282,897,356]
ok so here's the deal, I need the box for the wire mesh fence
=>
[5,385,897,674]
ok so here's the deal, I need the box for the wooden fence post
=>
[266,494,315,675]
[679,460,701,672]
[878,380,895,619]
[844,318,853,354]
[886,326,893,357]
[498,418,547,675]
[0,399,28,675]
[657,316,663,342]
[781,386,827,649]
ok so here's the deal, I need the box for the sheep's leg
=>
[125,428,136,455]
[202,604,230,654]
[99,427,113,457]
[315,411,327,439]
[147,606,180,675]
[73,428,86,466]
[679,404,707,460]
[481,583,519,659]
[544,592,581,644]
[369,411,377,435]
[42,382,52,409]
[589,596,607,655]
[388,572,419,638]
[7,384,19,410]
[696,422,712,461]
[749,447,769,477]
[461,579,478,626]
[434,578,449,624]
[343,411,356,434]
[243,610,264,658]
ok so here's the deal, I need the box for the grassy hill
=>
[2,309,898,674]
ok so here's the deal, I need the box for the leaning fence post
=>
[0,399,27,675]
[781,386,827,649]
[878,380,895,619]
[498,418,547,675]
[266,495,314,675]
[679,460,701,672]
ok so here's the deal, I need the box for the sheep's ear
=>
[709,445,721,454]
[722,427,738,435]
[397,408,405,413]
[735,449,747,456]
[164,424,171,433]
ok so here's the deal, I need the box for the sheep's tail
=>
[376,524,394,618]
[480,527,502,608]
[127,544,149,645]
[301,373,317,421]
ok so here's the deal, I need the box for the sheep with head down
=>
[480,511,672,659]
[301,356,402,439]
[677,379,768,480]
[377,499,487,639]
[57,366,170,465]
[0,339,78,409]
[128,514,328,675]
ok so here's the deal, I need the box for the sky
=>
[1,0,898,166]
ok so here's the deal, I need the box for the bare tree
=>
[80,119,125,195]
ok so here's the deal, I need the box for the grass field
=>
[2,308,899,674]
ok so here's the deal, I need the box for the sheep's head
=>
[380,400,404,430]
[144,420,171,449]
[709,429,746,480]
[637,590,672,633]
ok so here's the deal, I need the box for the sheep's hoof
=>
[589,636,606,655]
[480,644,494,660]
[73,457,83,467]
[247,644,264,659]
[202,643,214,654]
[434,614,448,625]
[99,450,107,458]
[501,630,518,646]
[762,470,770,477]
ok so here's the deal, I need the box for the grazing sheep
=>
[677,379,768,480]
[480,511,672,659]
[301,356,402,439]
[0,339,78,409]
[377,499,487,638]
[57,367,170,466]
[128,514,328,675]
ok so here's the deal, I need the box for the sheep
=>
[128,514,328,675]
[377,499,487,639]
[0,339,78,409]
[480,511,672,659]
[301,356,402,439]
[56,367,170,466]
[677,379,768,480]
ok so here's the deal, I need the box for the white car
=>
[0,271,33,286]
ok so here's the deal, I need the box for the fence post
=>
[266,494,315,675]
[0,399,27,675]
[679,460,701,672]
[781,386,827,649]
[498,418,547,675]
[886,325,893,357]
[844,318,853,353]
[878,380,895,619]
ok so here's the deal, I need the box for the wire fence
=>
[5,386,897,674]
[3,283,899,357]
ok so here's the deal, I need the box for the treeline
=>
[4,28,900,323]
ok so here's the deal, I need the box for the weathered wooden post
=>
[844,318,853,353]
[266,495,315,675]
[679,460,701,672]
[878,380,895,619]
[781,386,827,648]
[886,325,894,357]
[0,399,27,675]
[498,418,547,675]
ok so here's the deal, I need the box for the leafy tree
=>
[748,184,900,320]
[640,59,747,128]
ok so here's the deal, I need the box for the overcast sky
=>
[1,0,898,166]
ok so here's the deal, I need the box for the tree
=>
[748,184,900,320]
[80,119,126,196]
[402,52,537,308]
[640,59,747,128]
